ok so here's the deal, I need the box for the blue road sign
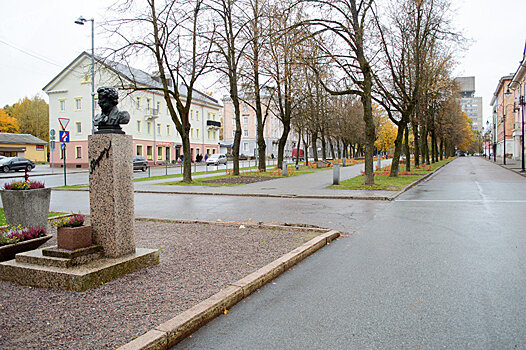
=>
[61,143,66,151]
[59,130,70,143]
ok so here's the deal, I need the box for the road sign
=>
[61,143,66,151]
[50,141,56,151]
[59,130,70,143]
[58,118,70,131]
[50,129,56,139]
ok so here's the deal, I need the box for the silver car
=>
[206,154,227,165]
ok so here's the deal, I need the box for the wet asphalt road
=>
[170,157,526,349]
[13,157,526,348]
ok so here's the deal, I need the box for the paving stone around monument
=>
[0,220,322,349]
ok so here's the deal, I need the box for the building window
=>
[60,100,65,112]
[146,98,151,112]
[166,125,170,136]
[213,131,217,139]
[75,146,82,159]
[157,123,161,136]
[232,130,235,138]
[75,122,82,134]
[196,129,199,138]
[191,110,194,120]
[232,119,236,126]
[137,120,142,133]
[191,128,194,138]
[243,105,248,112]
[212,149,216,154]
[243,142,249,151]
[208,130,211,139]
[196,111,199,121]
[75,98,82,111]
[156,101,161,114]
[147,146,153,160]
[157,146,163,160]
[244,129,248,137]
[208,112,211,120]
[147,122,152,134]
[136,97,141,109]
[136,145,143,156]
[244,117,248,124]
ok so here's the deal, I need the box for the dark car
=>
[0,157,35,173]
[133,156,148,172]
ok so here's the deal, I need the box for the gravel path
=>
[0,220,320,349]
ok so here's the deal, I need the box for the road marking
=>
[398,199,526,202]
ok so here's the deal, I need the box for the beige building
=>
[490,75,515,158]
[222,93,296,158]
[0,133,47,162]
[509,43,526,163]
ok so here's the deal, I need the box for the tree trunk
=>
[413,121,420,167]
[295,129,301,166]
[277,122,290,169]
[405,124,410,172]
[312,134,319,161]
[321,136,327,160]
[303,133,309,166]
[182,131,192,182]
[390,122,405,177]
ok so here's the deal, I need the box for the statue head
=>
[97,86,119,113]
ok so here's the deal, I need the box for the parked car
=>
[133,156,148,172]
[0,157,35,172]
[206,154,227,165]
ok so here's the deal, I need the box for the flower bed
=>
[0,226,50,261]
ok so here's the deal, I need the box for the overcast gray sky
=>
[1,0,525,126]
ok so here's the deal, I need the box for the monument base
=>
[0,248,159,291]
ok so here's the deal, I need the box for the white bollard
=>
[282,162,288,176]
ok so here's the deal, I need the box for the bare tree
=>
[103,0,213,182]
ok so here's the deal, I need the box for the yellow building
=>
[0,133,48,162]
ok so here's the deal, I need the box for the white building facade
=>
[43,52,221,168]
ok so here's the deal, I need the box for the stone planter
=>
[0,188,51,229]
[0,235,52,262]
[57,225,92,251]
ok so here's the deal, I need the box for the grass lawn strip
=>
[156,164,327,187]
[331,157,455,191]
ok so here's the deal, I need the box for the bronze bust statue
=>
[94,86,130,134]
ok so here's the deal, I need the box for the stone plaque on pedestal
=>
[89,134,135,258]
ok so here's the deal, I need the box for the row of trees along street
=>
[102,0,473,184]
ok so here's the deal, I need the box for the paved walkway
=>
[483,155,526,177]
[133,159,395,200]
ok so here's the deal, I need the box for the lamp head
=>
[75,16,87,25]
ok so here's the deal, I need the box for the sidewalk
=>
[133,159,396,200]
[483,155,526,177]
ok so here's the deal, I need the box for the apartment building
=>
[454,76,483,132]
[43,52,221,168]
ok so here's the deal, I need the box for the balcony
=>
[206,120,221,129]
[145,108,159,118]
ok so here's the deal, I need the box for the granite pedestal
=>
[0,133,159,291]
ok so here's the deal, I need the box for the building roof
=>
[43,52,220,107]
[0,133,47,145]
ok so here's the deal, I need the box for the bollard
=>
[342,158,346,167]
[148,165,150,178]
[333,164,340,185]
[282,162,288,176]
[377,156,381,169]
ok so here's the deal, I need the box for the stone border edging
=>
[118,223,340,350]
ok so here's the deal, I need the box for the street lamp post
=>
[75,16,95,135]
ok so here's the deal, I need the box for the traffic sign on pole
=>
[61,143,66,151]
[58,118,70,131]
[50,141,56,151]
[59,130,70,143]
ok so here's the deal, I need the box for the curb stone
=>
[118,228,340,350]
[482,157,526,178]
